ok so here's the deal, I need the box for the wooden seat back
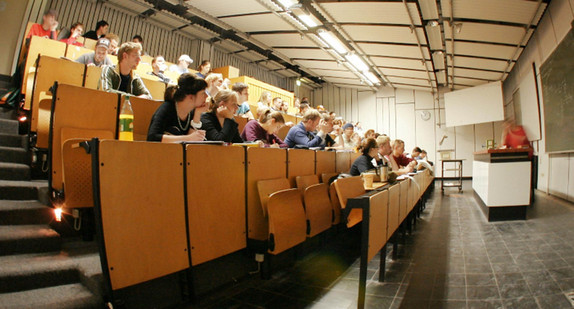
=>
[84,65,103,90]
[95,140,189,291]
[302,183,332,237]
[321,172,339,184]
[287,149,315,187]
[316,151,336,176]
[186,144,246,266]
[335,151,352,173]
[267,188,307,254]
[62,138,96,208]
[140,76,166,101]
[21,36,67,99]
[65,45,93,61]
[329,182,342,225]
[128,96,162,141]
[257,178,290,217]
[234,116,249,134]
[333,176,366,228]
[83,38,97,50]
[295,174,319,193]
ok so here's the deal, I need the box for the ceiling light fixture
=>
[428,20,439,27]
[364,71,380,85]
[277,0,298,9]
[317,30,347,54]
[298,14,319,27]
[346,53,369,72]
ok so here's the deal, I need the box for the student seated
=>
[232,83,254,120]
[100,42,151,99]
[338,123,358,150]
[271,97,283,112]
[195,60,211,79]
[131,35,149,56]
[27,9,59,40]
[200,89,243,143]
[148,55,171,84]
[205,73,223,98]
[364,129,375,140]
[241,109,287,148]
[170,54,193,75]
[75,37,113,67]
[257,91,272,109]
[409,146,422,159]
[296,103,310,116]
[376,136,415,176]
[59,22,84,46]
[390,139,416,173]
[284,109,329,148]
[83,20,108,41]
[349,138,379,176]
[105,33,120,56]
[320,113,339,149]
[147,74,208,142]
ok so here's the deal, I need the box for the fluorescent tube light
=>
[345,53,369,72]
[298,14,318,27]
[318,30,347,54]
[364,71,380,84]
[277,0,297,9]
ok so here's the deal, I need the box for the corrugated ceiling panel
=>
[379,68,430,80]
[276,69,300,77]
[220,13,295,33]
[418,0,439,20]
[294,59,340,71]
[273,48,335,61]
[388,76,431,87]
[342,25,424,45]
[450,41,522,60]
[181,24,219,40]
[448,56,509,72]
[214,40,246,53]
[454,68,503,81]
[358,43,430,60]
[444,0,546,25]
[251,33,317,47]
[324,77,362,86]
[185,0,268,17]
[395,84,432,91]
[445,23,527,45]
[371,56,427,71]
[453,77,488,87]
[308,69,358,79]
[319,2,421,25]
[258,60,284,71]
[236,50,266,62]
[151,12,189,29]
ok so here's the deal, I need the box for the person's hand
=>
[187,130,205,141]
[318,119,329,133]
[195,100,209,114]
[51,21,59,31]
[269,143,280,148]
[405,165,414,173]
[87,63,95,67]
[217,105,234,119]
[255,140,265,147]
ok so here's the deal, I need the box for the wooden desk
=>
[365,182,387,191]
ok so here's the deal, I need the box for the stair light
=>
[18,115,27,122]
[54,208,63,222]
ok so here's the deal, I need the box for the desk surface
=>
[473,148,532,155]
[365,182,387,191]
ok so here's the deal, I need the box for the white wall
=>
[502,0,574,202]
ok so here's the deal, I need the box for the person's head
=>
[302,109,321,132]
[209,89,239,115]
[316,105,325,111]
[42,9,58,29]
[94,38,110,63]
[117,42,142,70]
[259,91,272,105]
[132,35,143,44]
[281,101,289,112]
[392,139,405,156]
[364,129,375,139]
[272,97,282,110]
[412,147,422,158]
[164,73,208,107]
[376,135,391,156]
[232,83,249,103]
[178,54,193,69]
[294,97,300,108]
[360,138,378,158]
[152,55,167,73]
[259,109,285,134]
[329,111,336,118]
[355,122,362,129]
[205,73,223,88]
[420,150,427,159]
[69,22,84,38]
[198,60,211,75]
[301,97,309,104]
[321,113,333,132]
[299,103,309,114]
[105,33,119,54]
[95,20,109,35]
[343,123,354,138]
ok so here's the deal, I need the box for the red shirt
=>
[504,126,529,149]
[27,23,56,40]
[392,153,414,167]
[60,37,84,47]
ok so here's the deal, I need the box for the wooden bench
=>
[129,96,162,141]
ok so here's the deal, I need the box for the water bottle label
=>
[119,117,133,132]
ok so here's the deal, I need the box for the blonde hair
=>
[376,135,390,147]
[258,91,271,105]
[117,42,141,63]
[205,73,223,85]
[302,109,321,122]
[209,89,237,113]
[391,139,405,149]
[259,109,285,124]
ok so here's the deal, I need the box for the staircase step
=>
[0,118,18,135]
[0,201,52,225]
[0,107,17,120]
[0,225,61,256]
[0,283,102,309]
[0,180,48,201]
[0,133,25,148]
[0,146,28,165]
[0,162,30,181]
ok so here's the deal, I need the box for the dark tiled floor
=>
[191,181,574,309]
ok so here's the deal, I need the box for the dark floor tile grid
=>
[189,182,574,309]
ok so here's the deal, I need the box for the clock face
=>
[420,110,431,121]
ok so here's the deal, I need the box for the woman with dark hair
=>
[349,138,379,176]
[196,60,211,79]
[200,89,243,143]
[147,74,208,142]
[241,109,287,148]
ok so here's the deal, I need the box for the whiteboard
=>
[444,81,505,127]
[514,64,541,141]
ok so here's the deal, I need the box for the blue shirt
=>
[284,122,324,148]
[236,102,251,115]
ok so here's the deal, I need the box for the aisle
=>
[192,181,574,309]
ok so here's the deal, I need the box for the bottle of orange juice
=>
[119,96,134,141]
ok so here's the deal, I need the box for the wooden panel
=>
[31,56,85,135]
[387,184,401,239]
[368,190,389,262]
[234,116,249,135]
[334,176,366,228]
[267,189,307,254]
[257,178,290,217]
[83,38,97,50]
[84,66,103,90]
[98,140,189,290]
[350,152,361,163]
[276,125,290,141]
[51,84,118,192]
[65,45,92,61]
[409,175,417,212]
[247,147,286,240]
[36,99,52,149]
[316,151,336,175]
[62,138,94,208]
[212,66,240,79]
[329,183,341,225]
[287,149,315,187]
[283,114,297,125]
[336,151,352,173]
[399,179,409,222]
[129,96,162,141]
[321,172,338,184]
[140,76,166,101]
[303,183,332,237]
[229,76,294,107]
[22,36,67,99]
[186,145,246,266]
[295,174,319,192]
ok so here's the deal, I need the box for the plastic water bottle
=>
[119,96,134,141]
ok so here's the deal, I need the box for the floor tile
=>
[466,285,500,300]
